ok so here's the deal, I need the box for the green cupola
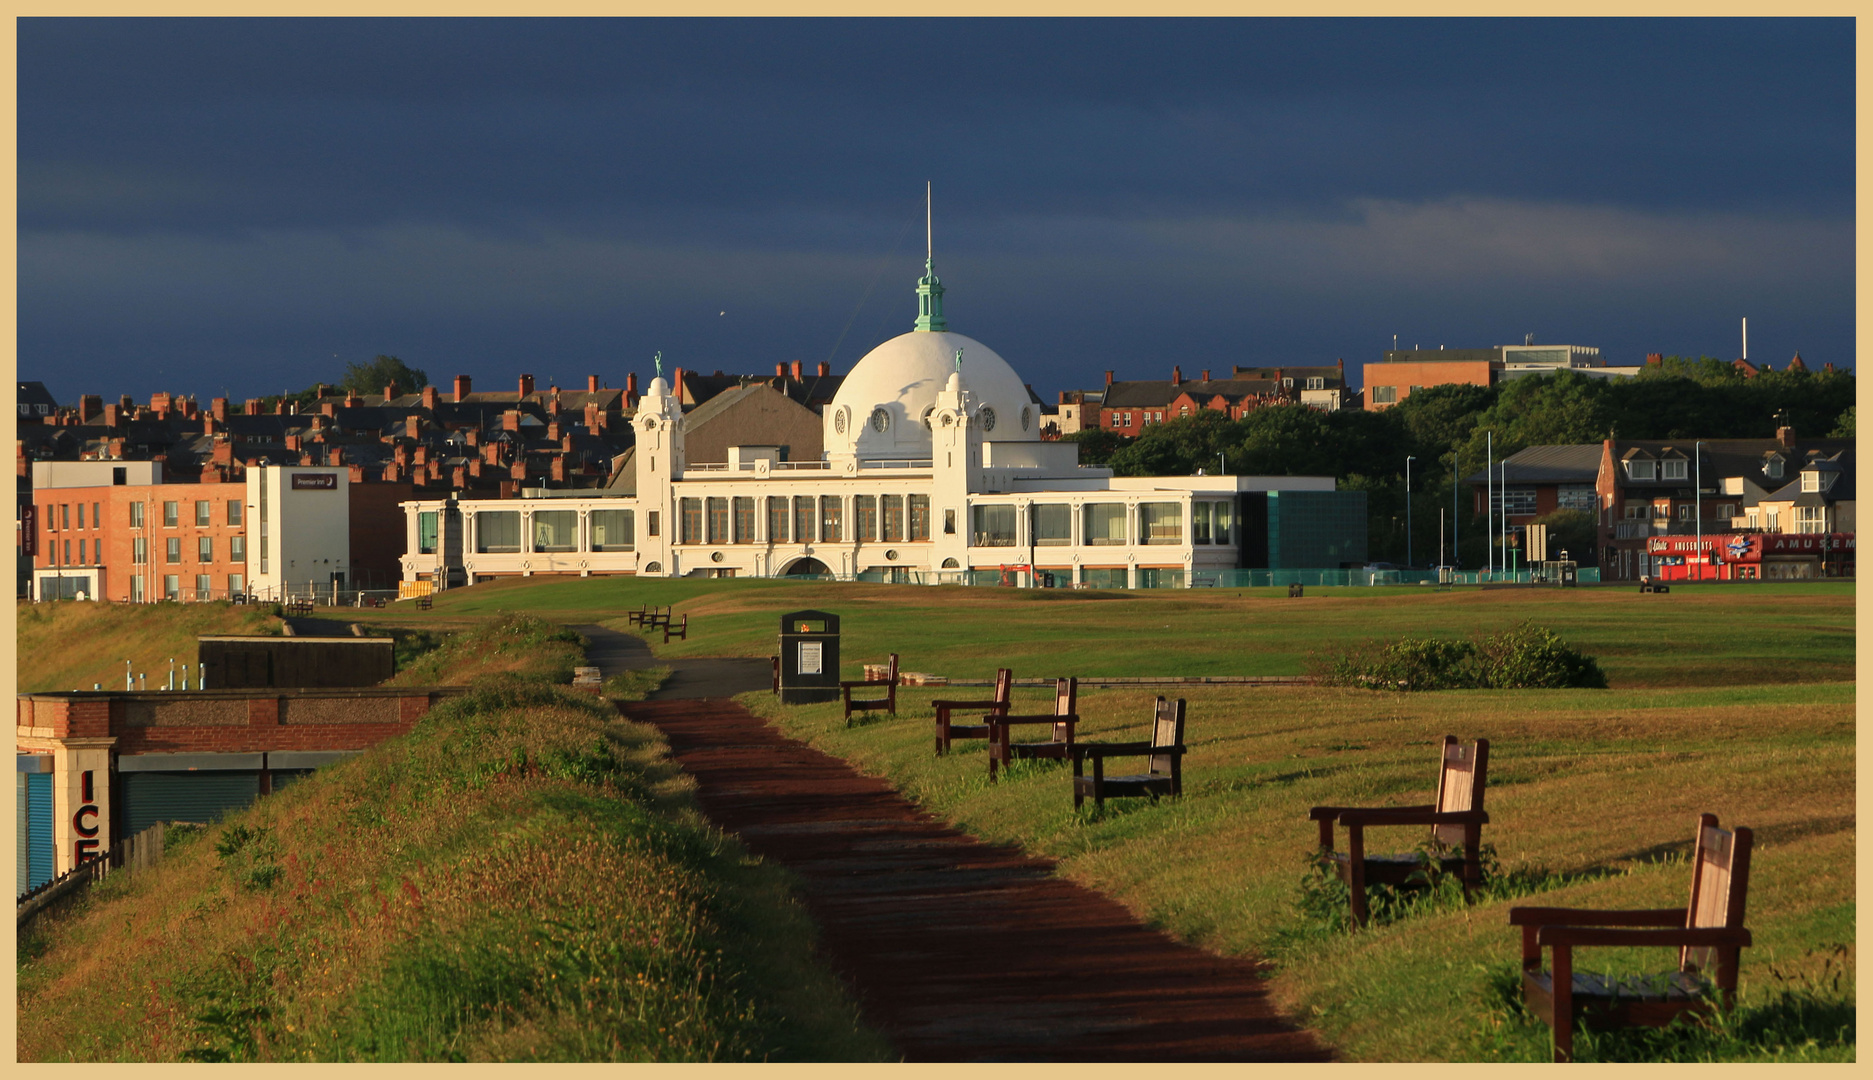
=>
[913,256,948,333]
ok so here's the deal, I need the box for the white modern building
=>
[247,465,353,600]
[399,259,1355,589]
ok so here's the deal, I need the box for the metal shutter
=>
[119,772,262,837]
[26,773,55,891]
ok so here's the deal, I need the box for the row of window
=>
[678,495,937,546]
[971,501,1232,548]
[44,499,245,531]
[1622,502,1740,521]
[1484,486,1597,517]
[126,573,247,603]
[1368,384,1423,405]
[461,508,639,555]
[452,497,1241,555]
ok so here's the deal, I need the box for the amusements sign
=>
[291,472,338,490]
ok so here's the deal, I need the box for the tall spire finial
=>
[913,182,949,332]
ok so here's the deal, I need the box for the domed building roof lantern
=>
[823,186,1039,462]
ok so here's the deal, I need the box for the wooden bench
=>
[285,598,314,617]
[1638,577,1670,594]
[1288,583,1304,598]
[626,604,651,626]
[1308,736,1489,928]
[415,594,432,611]
[932,668,1013,753]
[1510,814,1753,1062]
[643,606,673,631]
[840,653,899,725]
[987,677,1079,781]
[1071,696,1185,809]
[662,613,688,644]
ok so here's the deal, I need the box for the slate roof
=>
[1462,444,1601,485]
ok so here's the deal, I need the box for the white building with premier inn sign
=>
[397,262,1347,589]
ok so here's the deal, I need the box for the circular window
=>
[871,407,890,433]
[641,418,658,431]
[979,406,997,432]
[710,551,724,563]
[643,561,662,573]
[1020,406,1032,431]
[833,407,848,434]
[941,557,960,569]
[940,412,954,427]
[884,549,899,561]
[921,405,936,430]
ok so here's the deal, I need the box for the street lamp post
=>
[1405,455,1415,569]
[1695,440,1704,583]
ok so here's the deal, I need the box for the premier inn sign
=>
[290,472,338,490]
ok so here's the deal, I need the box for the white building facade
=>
[398,263,1340,588]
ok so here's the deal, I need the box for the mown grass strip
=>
[343,575,1855,688]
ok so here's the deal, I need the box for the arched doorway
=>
[783,557,830,577]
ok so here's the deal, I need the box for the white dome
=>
[826,330,1040,458]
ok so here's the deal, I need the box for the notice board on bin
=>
[778,610,840,704]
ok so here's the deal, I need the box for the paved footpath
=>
[576,624,1329,1062]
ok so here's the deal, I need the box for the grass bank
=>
[741,678,1855,1062]
[16,599,283,693]
[17,616,890,1062]
[358,575,1855,688]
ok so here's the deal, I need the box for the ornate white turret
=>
[633,376,685,576]
[929,369,977,572]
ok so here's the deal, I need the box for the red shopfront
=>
[1646,533,1855,581]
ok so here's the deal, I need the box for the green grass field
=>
[435,573,1848,1062]
[19,578,1855,1061]
[365,576,1854,688]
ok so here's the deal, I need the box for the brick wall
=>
[18,688,458,756]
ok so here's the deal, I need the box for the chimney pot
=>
[587,375,599,393]
[1105,370,1114,385]
[817,361,829,377]
[384,383,397,401]
[791,360,803,380]
[777,363,786,378]
[1171,366,1182,385]
[1201,370,1210,382]
[518,373,535,397]
[626,372,639,396]
[453,374,472,402]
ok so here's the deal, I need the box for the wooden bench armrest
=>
[1309,803,1432,821]
[1537,925,1752,950]
[1508,906,1685,928]
[931,698,1008,710]
[990,713,1080,727]
[1336,808,1486,827]
[839,677,896,690]
[1072,742,1186,760]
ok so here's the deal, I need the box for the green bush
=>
[1317,621,1606,690]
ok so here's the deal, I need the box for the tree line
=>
[1066,358,1855,568]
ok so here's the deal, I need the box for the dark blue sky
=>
[19,17,1855,405]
